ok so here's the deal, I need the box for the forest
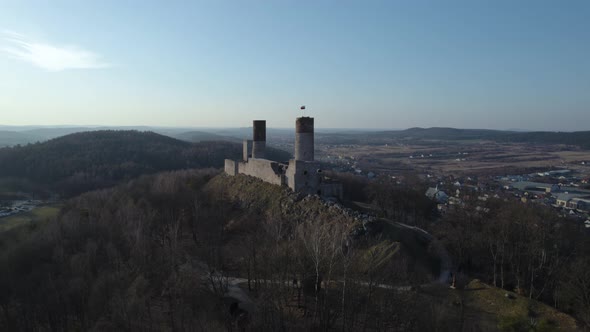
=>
[0,170,436,331]
[1,167,589,330]
[0,130,291,196]
[365,177,590,330]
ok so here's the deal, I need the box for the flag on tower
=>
[300,105,306,110]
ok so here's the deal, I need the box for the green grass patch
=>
[460,279,578,331]
[0,205,60,233]
[361,240,400,270]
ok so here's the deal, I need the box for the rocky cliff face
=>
[205,173,378,230]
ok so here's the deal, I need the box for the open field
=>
[317,140,590,177]
[0,205,60,232]
[460,279,578,330]
[416,279,579,331]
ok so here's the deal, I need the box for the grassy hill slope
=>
[419,279,580,331]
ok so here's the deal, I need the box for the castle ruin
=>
[225,117,343,198]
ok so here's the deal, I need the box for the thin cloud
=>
[1,30,110,71]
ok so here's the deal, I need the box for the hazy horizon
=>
[1,1,589,131]
[0,123,581,133]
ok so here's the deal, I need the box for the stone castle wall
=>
[286,160,321,195]
[225,159,238,176]
[238,158,285,186]
[224,117,342,199]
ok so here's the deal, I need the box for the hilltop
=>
[0,169,582,330]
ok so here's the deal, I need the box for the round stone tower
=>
[295,117,314,161]
[252,120,266,159]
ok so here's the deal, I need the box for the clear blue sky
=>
[1,0,589,130]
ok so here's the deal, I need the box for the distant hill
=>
[0,131,233,196]
[316,127,509,145]
[498,131,590,149]
[0,126,221,147]
[0,130,292,196]
[19,127,99,140]
[375,127,590,148]
[173,130,242,143]
[0,126,293,147]
[317,127,590,149]
[0,127,101,147]
[395,127,509,140]
[0,131,44,147]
